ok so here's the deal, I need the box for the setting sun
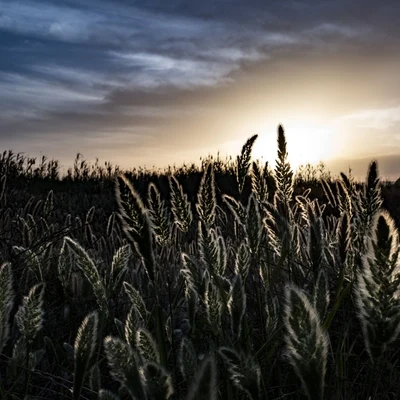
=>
[248,119,337,170]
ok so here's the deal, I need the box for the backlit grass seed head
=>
[107,212,116,237]
[246,193,262,255]
[217,234,227,276]
[237,134,258,195]
[15,283,45,344]
[179,337,197,380]
[235,242,250,281]
[104,336,146,400]
[73,312,99,400]
[13,246,43,283]
[352,161,383,252]
[141,362,174,400]
[218,347,261,400]
[206,281,222,335]
[336,180,352,216]
[222,195,246,226]
[370,210,399,259]
[115,175,147,236]
[198,222,220,275]
[64,236,109,317]
[186,290,199,333]
[228,274,246,342]
[169,175,192,233]
[275,125,293,204]
[0,262,14,353]
[321,178,337,208]
[265,293,279,335]
[196,162,216,228]
[44,189,53,215]
[181,253,205,299]
[306,205,325,277]
[148,182,171,245]
[115,175,155,281]
[313,269,330,322]
[284,284,329,400]
[363,161,382,219]
[336,212,351,267]
[20,217,32,247]
[110,245,131,294]
[186,355,217,400]
[251,161,268,203]
[125,305,144,348]
[123,281,148,322]
[136,327,160,364]
[356,210,400,359]
[74,312,98,365]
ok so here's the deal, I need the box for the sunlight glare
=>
[252,120,337,171]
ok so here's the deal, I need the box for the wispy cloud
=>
[1,0,400,168]
[338,106,400,129]
[0,71,106,130]
[0,0,215,45]
[307,23,367,38]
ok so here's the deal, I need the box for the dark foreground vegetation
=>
[1,125,400,399]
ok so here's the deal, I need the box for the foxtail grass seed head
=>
[337,212,351,267]
[104,336,146,400]
[123,281,148,322]
[73,312,99,400]
[13,246,43,283]
[64,236,109,317]
[313,269,330,322]
[169,175,193,233]
[0,262,14,353]
[136,327,160,364]
[284,284,329,400]
[181,253,204,299]
[235,242,250,281]
[218,347,261,400]
[228,274,246,342]
[222,195,246,226]
[356,209,400,360]
[275,125,293,204]
[110,245,131,295]
[237,134,258,195]
[251,161,268,203]
[196,162,216,228]
[148,182,171,245]
[245,193,262,255]
[206,281,222,335]
[15,283,45,344]
[125,305,144,348]
[198,222,220,275]
[141,361,174,400]
[115,175,156,281]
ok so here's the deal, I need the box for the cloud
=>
[338,106,400,130]
[1,0,400,169]
[0,0,216,45]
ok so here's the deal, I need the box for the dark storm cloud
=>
[1,0,400,168]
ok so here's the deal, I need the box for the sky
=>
[1,0,400,179]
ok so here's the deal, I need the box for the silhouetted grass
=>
[1,127,400,399]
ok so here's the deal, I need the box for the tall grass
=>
[1,125,400,399]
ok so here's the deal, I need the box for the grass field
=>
[1,125,400,399]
